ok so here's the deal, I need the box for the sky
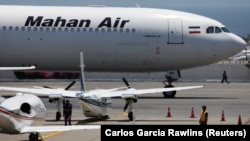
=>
[0,0,249,37]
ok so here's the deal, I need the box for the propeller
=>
[65,80,76,90]
[121,77,138,114]
[122,77,131,89]
[42,80,76,90]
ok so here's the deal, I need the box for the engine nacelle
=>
[121,94,136,99]
[20,103,31,114]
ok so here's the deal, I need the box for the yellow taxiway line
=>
[41,131,64,140]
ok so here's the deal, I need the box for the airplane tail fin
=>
[80,52,86,93]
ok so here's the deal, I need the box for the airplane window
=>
[27,27,31,31]
[58,27,62,32]
[101,28,105,32]
[40,27,44,32]
[107,28,111,33]
[89,28,93,32]
[82,28,86,32]
[221,27,230,33]
[21,27,25,31]
[70,28,74,32]
[206,26,214,33]
[114,28,117,33]
[34,27,38,32]
[95,28,99,32]
[215,27,222,33]
[2,26,7,31]
[9,26,13,31]
[51,27,56,32]
[132,28,136,33]
[64,27,69,32]
[46,27,50,32]
[77,28,81,32]
[15,27,19,31]
[120,28,123,33]
[126,28,130,33]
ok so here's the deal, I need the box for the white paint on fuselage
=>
[0,5,246,71]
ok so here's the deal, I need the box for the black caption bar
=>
[101,125,250,141]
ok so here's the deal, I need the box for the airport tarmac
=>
[0,80,250,141]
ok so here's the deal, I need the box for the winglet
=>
[80,52,86,93]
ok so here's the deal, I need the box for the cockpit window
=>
[206,26,214,34]
[206,26,228,34]
[215,27,222,33]
[221,27,230,33]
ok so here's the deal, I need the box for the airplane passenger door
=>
[168,18,183,44]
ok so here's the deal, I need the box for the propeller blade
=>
[65,80,76,90]
[122,77,131,88]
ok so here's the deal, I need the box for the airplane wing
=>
[0,86,78,97]
[99,85,203,98]
[0,66,36,71]
[20,125,100,133]
[0,86,128,98]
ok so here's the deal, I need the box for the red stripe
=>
[189,31,201,34]
[0,108,34,120]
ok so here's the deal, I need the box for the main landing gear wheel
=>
[56,111,61,121]
[128,111,133,121]
[29,132,42,141]
[163,84,176,98]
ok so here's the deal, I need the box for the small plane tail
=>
[80,52,86,93]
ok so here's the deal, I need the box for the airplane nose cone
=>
[230,33,247,50]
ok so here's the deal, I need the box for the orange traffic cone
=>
[190,107,196,118]
[238,115,242,125]
[166,106,172,117]
[221,110,226,121]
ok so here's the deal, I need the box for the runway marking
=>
[41,131,64,139]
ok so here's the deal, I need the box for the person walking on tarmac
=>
[221,71,230,83]
[63,99,72,126]
[199,105,208,125]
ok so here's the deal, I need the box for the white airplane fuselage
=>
[0,5,246,72]
[0,94,46,134]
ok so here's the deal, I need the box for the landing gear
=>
[56,111,61,121]
[123,98,136,121]
[163,84,176,98]
[128,111,133,121]
[29,132,43,141]
[162,70,180,98]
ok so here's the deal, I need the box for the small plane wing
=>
[20,125,100,133]
[0,66,36,71]
[0,86,128,98]
[99,85,204,98]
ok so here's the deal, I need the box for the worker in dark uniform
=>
[63,99,72,126]
[199,105,208,125]
[221,71,230,83]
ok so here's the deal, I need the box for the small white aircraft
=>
[0,52,203,121]
[0,93,100,141]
